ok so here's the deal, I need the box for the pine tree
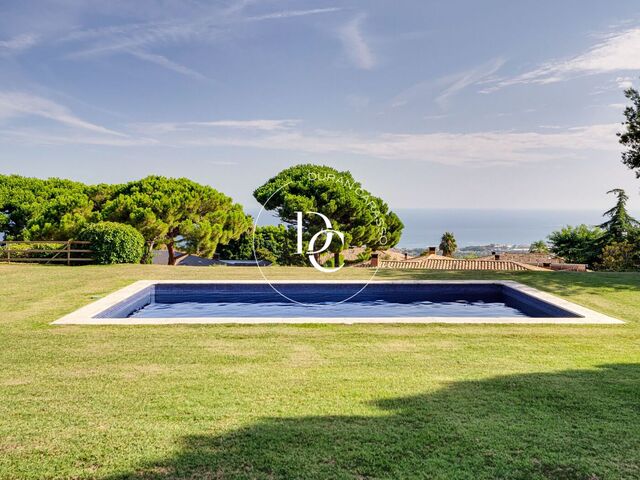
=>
[599,189,639,243]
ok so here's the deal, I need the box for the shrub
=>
[353,248,372,264]
[254,247,277,264]
[79,222,145,264]
[324,254,344,268]
[548,225,603,265]
[598,241,638,271]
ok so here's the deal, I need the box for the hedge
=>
[79,222,145,264]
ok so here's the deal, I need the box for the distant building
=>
[360,251,549,271]
[475,252,565,266]
[474,252,587,271]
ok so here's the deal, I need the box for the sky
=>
[1,0,640,213]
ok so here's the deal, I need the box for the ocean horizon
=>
[251,208,640,249]
[392,209,633,249]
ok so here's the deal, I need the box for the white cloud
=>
[246,8,342,21]
[436,58,505,107]
[1,98,619,167]
[486,27,640,91]
[190,119,300,130]
[131,119,300,134]
[0,91,125,137]
[0,33,39,55]
[0,129,154,147]
[194,124,618,166]
[338,15,376,70]
[128,50,206,80]
[62,19,211,79]
[390,58,505,109]
[128,121,621,166]
[60,5,342,79]
[616,76,634,89]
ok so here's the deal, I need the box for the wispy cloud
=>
[0,33,39,55]
[338,15,376,70]
[390,58,505,109]
[616,76,634,89]
[486,27,640,91]
[246,7,342,21]
[174,123,617,166]
[62,18,213,79]
[131,119,300,134]
[436,58,505,107]
[0,91,125,137]
[0,128,153,147]
[60,5,342,79]
[128,50,206,80]
[4,110,619,167]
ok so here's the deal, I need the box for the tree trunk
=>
[167,242,176,266]
[143,241,155,264]
[334,251,341,268]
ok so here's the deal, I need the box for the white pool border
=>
[51,280,623,325]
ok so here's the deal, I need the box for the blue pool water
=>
[132,299,526,318]
[99,283,579,319]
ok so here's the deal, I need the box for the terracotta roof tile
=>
[357,259,548,271]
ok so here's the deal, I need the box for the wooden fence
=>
[0,240,93,266]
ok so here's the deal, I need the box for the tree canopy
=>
[102,176,250,264]
[599,188,639,244]
[548,224,603,265]
[0,174,98,240]
[1,174,250,265]
[529,240,549,253]
[218,225,305,266]
[548,189,640,269]
[619,84,640,177]
[253,164,403,266]
[439,232,457,257]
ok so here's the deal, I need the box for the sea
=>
[251,208,638,249]
[392,209,630,249]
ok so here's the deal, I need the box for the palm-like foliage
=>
[439,231,457,257]
[529,240,549,253]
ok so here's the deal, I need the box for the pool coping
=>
[51,280,624,325]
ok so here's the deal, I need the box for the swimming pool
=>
[53,281,623,325]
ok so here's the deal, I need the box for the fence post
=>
[67,241,71,266]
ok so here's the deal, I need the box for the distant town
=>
[401,244,530,259]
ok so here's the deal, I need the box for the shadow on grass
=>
[106,364,639,480]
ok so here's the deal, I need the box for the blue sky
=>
[1,0,640,212]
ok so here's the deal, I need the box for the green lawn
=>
[1,265,639,479]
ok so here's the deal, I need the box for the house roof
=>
[358,256,548,271]
[475,252,564,265]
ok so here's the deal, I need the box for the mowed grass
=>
[0,264,639,479]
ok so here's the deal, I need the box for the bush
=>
[324,254,344,268]
[548,224,603,265]
[79,222,145,264]
[352,248,372,264]
[598,241,638,271]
